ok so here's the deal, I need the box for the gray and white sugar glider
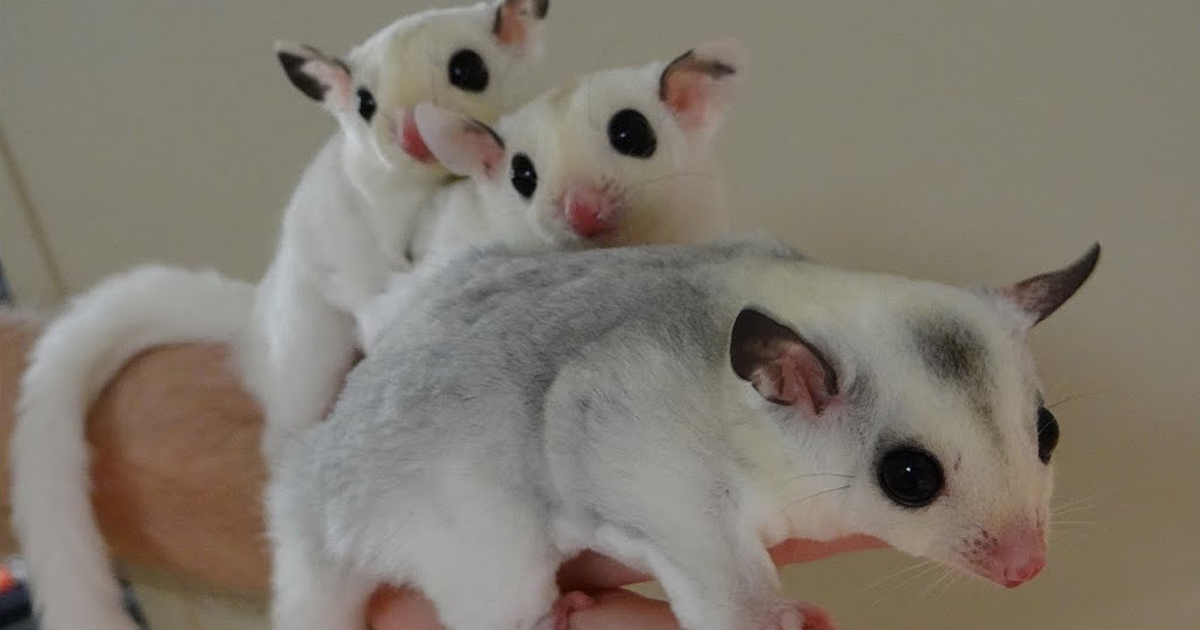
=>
[268,238,1101,630]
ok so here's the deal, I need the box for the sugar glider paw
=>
[534,591,597,630]
[772,601,837,630]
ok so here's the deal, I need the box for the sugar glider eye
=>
[447,49,490,93]
[607,108,657,159]
[510,153,537,199]
[356,87,376,121]
[1036,407,1060,464]
[878,447,944,508]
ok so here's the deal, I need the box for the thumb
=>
[567,589,681,630]
[368,587,441,630]
[366,587,681,630]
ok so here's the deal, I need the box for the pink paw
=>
[773,601,837,630]
[536,591,597,630]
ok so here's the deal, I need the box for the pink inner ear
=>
[752,345,836,417]
[496,2,530,48]
[305,59,352,110]
[663,72,717,130]
[465,125,505,178]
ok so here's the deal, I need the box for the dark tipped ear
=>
[730,307,839,416]
[659,39,746,132]
[413,103,506,179]
[492,0,550,53]
[998,243,1101,329]
[275,41,353,110]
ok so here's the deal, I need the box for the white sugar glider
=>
[248,0,550,463]
[358,40,746,346]
[8,2,550,630]
[268,239,1100,630]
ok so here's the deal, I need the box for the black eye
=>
[447,49,489,93]
[607,108,657,159]
[1036,407,1059,464]
[510,153,537,199]
[356,87,376,121]
[878,447,945,508]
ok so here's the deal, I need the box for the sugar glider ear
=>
[730,307,839,417]
[413,103,506,179]
[994,243,1101,330]
[492,0,550,54]
[275,41,354,111]
[659,39,746,132]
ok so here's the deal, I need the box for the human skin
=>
[0,312,884,629]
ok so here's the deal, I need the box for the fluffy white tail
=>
[9,265,255,630]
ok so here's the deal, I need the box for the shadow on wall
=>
[0,256,11,304]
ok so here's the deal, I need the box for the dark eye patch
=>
[877,446,945,508]
[1036,406,1059,464]
[510,153,537,199]
[356,87,376,121]
[448,49,489,93]
[607,108,657,159]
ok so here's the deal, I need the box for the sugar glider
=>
[11,27,748,630]
[268,239,1100,630]
[243,0,556,463]
[359,39,746,345]
[8,2,550,629]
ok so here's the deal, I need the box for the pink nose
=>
[1003,555,1045,588]
[564,186,619,238]
[399,109,436,164]
[993,525,1046,588]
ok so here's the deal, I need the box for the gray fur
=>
[909,313,997,441]
[280,239,801,564]
[910,314,989,387]
[271,237,1092,630]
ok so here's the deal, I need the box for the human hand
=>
[0,314,886,630]
[366,538,886,630]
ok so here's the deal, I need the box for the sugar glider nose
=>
[397,108,436,164]
[1002,555,1045,588]
[992,524,1046,588]
[563,185,620,238]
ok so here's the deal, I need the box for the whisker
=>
[1050,487,1130,520]
[628,170,721,191]
[1046,389,1111,410]
[765,472,856,493]
[920,568,956,600]
[1051,495,1097,510]
[854,559,933,597]
[1051,503,1098,517]
[1050,488,1124,513]
[772,485,851,518]
[933,572,962,599]
[616,171,724,214]
[868,561,942,609]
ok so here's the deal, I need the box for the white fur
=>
[10,23,749,630]
[8,2,549,629]
[360,43,746,345]
[252,0,550,461]
[265,242,1098,630]
[9,266,254,630]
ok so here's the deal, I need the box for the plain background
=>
[2,1,1198,628]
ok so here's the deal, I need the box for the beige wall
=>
[2,1,1198,629]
